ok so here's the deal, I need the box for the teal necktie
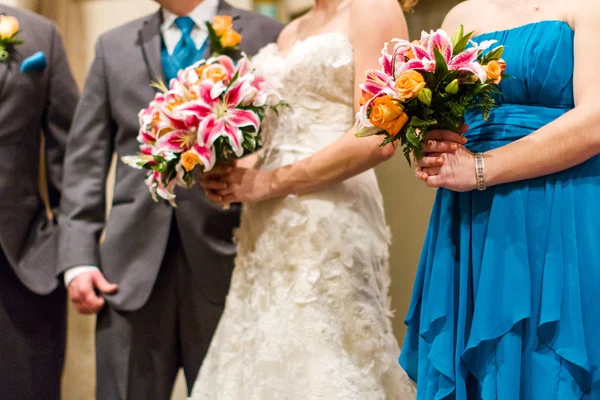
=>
[161,17,210,82]
[173,17,197,70]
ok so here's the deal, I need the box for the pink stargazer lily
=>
[154,129,197,154]
[146,171,177,206]
[390,30,495,83]
[180,79,260,157]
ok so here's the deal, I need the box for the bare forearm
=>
[269,130,394,197]
[485,106,600,186]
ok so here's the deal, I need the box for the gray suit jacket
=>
[59,1,283,311]
[0,5,78,295]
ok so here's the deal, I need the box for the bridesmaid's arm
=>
[483,2,600,186]
[425,1,600,190]
[201,0,409,204]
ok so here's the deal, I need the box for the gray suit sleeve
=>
[43,25,79,210]
[59,36,114,273]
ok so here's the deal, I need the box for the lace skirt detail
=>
[190,189,416,399]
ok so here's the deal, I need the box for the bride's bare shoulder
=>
[350,0,406,18]
[349,0,408,40]
[275,17,304,50]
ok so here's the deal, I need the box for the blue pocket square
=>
[20,51,47,73]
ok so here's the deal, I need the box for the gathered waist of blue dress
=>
[463,103,572,153]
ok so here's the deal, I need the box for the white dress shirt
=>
[64,0,221,288]
[161,0,220,55]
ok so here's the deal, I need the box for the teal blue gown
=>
[400,21,600,399]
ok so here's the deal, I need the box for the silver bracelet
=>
[475,153,486,191]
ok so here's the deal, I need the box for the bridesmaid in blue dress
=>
[400,0,600,398]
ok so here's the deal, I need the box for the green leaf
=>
[380,134,396,147]
[409,116,431,130]
[422,108,435,119]
[412,146,423,163]
[417,88,432,107]
[451,25,464,51]
[452,30,474,55]
[205,21,222,55]
[405,125,421,149]
[403,146,412,166]
[225,69,240,92]
[433,48,448,78]
[270,102,290,116]
[481,46,504,64]
[242,134,257,152]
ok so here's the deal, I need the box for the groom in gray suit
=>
[0,5,78,399]
[59,0,282,398]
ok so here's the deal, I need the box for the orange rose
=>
[181,151,202,172]
[484,60,502,83]
[201,64,228,83]
[212,15,233,36]
[220,29,242,48]
[369,95,409,136]
[395,70,426,99]
[360,91,375,106]
[0,15,19,39]
[195,65,207,76]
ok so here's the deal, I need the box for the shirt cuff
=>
[64,266,100,287]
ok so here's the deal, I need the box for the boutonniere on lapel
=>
[0,15,23,62]
[206,15,242,57]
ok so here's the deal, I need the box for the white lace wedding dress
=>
[189,33,416,400]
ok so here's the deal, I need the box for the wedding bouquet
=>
[123,54,278,206]
[355,25,506,164]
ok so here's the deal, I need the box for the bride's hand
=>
[418,145,478,192]
[199,166,274,205]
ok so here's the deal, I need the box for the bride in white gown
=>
[190,0,417,398]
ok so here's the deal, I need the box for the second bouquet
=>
[355,26,507,164]
[123,54,281,206]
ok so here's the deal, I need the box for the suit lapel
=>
[138,11,163,84]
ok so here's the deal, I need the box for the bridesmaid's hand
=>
[199,166,274,205]
[418,145,478,192]
[414,125,469,181]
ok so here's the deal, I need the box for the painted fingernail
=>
[451,144,458,150]
[437,158,443,164]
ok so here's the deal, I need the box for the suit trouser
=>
[95,221,226,400]
[0,249,66,400]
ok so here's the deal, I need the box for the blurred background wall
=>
[0,0,460,398]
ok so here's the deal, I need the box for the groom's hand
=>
[68,270,118,314]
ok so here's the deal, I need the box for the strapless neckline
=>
[473,19,572,40]
[265,32,351,61]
